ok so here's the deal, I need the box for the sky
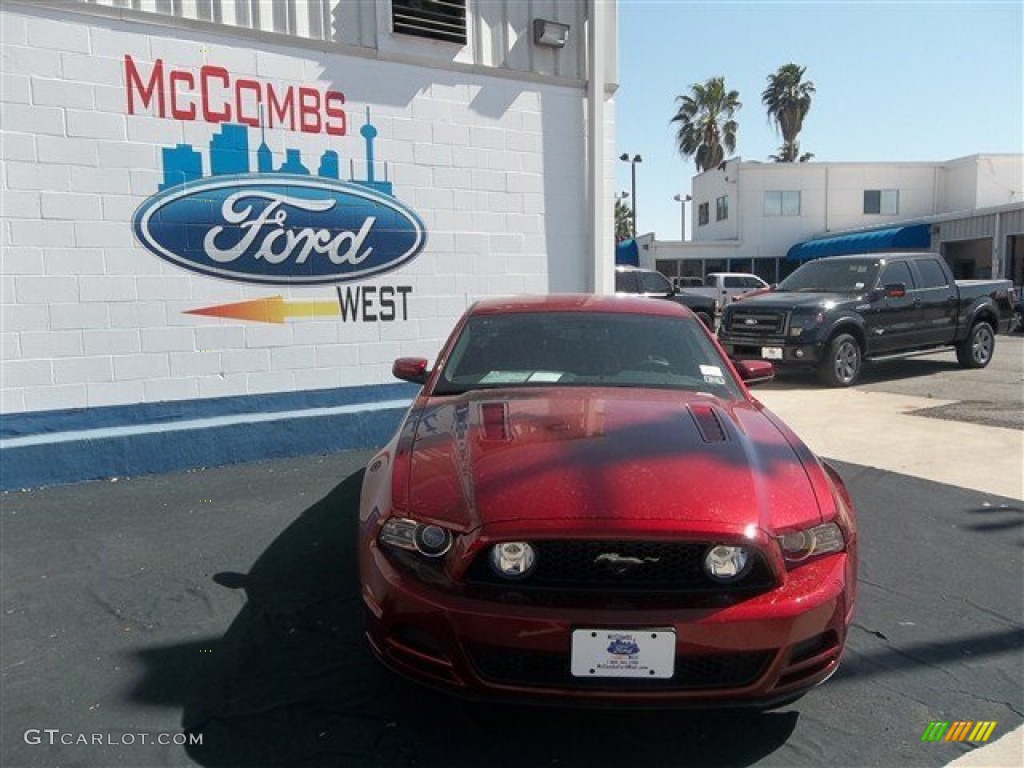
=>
[614,0,1024,240]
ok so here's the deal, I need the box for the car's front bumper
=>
[360,543,853,707]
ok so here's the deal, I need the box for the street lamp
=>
[619,153,642,236]
[673,193,692,240]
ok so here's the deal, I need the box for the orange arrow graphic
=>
[186,296,341,324]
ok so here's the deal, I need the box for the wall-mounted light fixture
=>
[533,19,570,48]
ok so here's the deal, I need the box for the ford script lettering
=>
[133,177,427,285]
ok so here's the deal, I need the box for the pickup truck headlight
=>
[788,312,825,336]
[778,522,844,563]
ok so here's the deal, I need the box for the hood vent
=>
[688,404,728,443]
[480,402,510,441]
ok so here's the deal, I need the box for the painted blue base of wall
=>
[0,383,418,490]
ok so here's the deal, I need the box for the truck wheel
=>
[956,321,995,368]
[817,333,862,387]
[696,311,714,329]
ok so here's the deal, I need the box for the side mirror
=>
[735,360,775,386]
[883,283,907,299]
[393,357,429,384]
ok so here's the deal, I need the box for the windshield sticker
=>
[480,371,530,384]
[527,371,563,382]
[854,282,865,289]
[703,375,726,386]
[699,365,723,377]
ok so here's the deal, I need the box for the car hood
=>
[404,388,823,534]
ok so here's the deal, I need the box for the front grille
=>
[724,309,787,336]
[464,540,774,593]
[469,646,773,691]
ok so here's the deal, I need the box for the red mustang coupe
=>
[358,295,857,707]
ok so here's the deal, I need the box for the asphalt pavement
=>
[2,336,1022,768]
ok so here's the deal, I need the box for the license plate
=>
[761,347,783,360]
[570,628,675,679]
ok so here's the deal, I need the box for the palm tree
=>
[762,63,815,163]
[671,77,741,172]
[615,198,633,241]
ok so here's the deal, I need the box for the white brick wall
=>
[0,3,592,415]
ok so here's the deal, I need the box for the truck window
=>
[640,271,672,294]
[615,272,635,292]
[915,259,950,289]
[879,261,916,289]
[723,276,744,288]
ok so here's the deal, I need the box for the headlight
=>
[703,545,751,582]
[379,518,453,558]
[778,522,844,563]
[788,312,825,336]
[489,541,536,579]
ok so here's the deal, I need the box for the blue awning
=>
[615,238,639,266]
[786,224,931,262]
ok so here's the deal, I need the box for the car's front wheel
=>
[956,321,995,368]
[817,333,862,387]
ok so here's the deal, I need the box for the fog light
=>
[704,545,750,582]
[794,349,805,358]
[489,542,536,579]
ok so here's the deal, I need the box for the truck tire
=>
[956,321,995,368]
[817,333,862,387]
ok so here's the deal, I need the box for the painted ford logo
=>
[132,176,427,285]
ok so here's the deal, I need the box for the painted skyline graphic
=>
[158,108,393,195]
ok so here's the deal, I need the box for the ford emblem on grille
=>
[594,552,660,576]
[744,317,759,326]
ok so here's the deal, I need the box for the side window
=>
[879,261,916,289]
[640,271,672,294]
[615,272,634,293]
[744,277,765,288]
[915,259,950,289]
[723,276,744,288]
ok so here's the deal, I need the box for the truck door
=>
[867,260,920,354]
[910,257,959,346]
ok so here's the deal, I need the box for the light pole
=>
[673,193,692,240]
[619,153,642,236]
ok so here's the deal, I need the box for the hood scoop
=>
[688,403,729,443]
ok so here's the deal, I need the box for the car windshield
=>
[433,311,742,398]
[778,259,880,293]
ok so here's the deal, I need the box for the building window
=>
[698,202,710,226]
[392,0,468,44]
[764,190,801,216]
[864,189,899,215]
[716,195,729,221]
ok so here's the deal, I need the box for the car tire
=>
[696,311,714,329]
[817,333,862,387]
[956,321,995,368]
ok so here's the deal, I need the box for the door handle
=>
[913,298,922,307]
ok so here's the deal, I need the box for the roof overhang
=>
[786,223,931,262]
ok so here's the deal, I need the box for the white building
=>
[639,154,1024,286]
[0,0,618,488]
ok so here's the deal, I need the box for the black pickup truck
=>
[718,252,1015,386]
[614,266,718,329]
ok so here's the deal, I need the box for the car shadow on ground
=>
[758,356,962,392]
[127,470,799,768]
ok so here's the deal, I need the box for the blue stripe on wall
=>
[0,383,419,490]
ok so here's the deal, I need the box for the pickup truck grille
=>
[724,309,787,336]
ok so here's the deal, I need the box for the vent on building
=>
[392,0,467,45]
